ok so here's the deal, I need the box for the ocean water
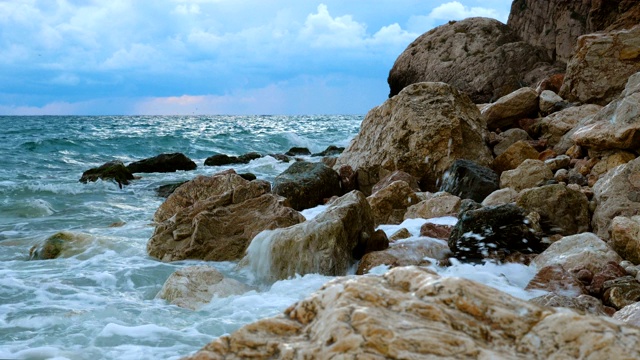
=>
[0,115,541,359]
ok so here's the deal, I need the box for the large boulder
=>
[126,153,196,173]
[272,161,341,211]
[533,233,622,274]
[500,159,554,192]
[243,191,377,281]
[560,26,640,105]
[403,192,461,220]
[387,17,551,103]
[366,180,420,227]
[79,160,134,188]
[334,82,492,193]
[184,266,640,360]
[533,104,602,150]
[610,216,640,264]
[481,87,539,131]
[147,180,304,262]
[439,159,499,203]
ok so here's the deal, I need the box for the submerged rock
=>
[356,237,450,275]
[272,161,341,211]
[29,231,94,260]
[204,152,262,166]
[127,153,196,173]
[312,145,344,157]
[79,160,134,188]
[284,147,311,156]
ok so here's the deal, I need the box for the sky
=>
[0,0,512,115]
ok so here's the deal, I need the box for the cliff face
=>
[508,0,640,63]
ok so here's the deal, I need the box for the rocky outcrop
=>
[534,233,622,274]
[272,161,341,211]
[243,191,377,281]
[356,238,450,275]
[156,266,251,310]
[388,17,551,103]
[79,160,134,188]
[481,87,539,131]
[439,159,499,203]
[185,266,640,360]
[367,181,420,226]
[334,82,492,193]
[126,153,196,173]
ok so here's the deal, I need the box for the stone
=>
[603,276,640,310]
[500,159,554,192]
[29,232,93,260]
[539,90,565,115]
[516,184,590,236]
[404,192,461,220]
[592,157,640,240]
[272,161,341,211]
[155,181,188,198]
[613,302,640,327]
[79,160,134,188]
[448,203,544,262]
[184,266,640,360]
[525,264,587,296]
[528,294,608,317]
[285,147,311,156]
[544,155,571,172]
[243,191,376,281]
[389,228,411,242]
[388,17,551,103]
[268,153,290,162]
[610,216,640,264]
[127,153,197,173]
[371,170,420,194]
[420,222,453,240]
[482,87,539,131]
[312,145,345,157]
[204,152,262,166]
[590,262,629,297]
[356,238,450,275]
[481,188,519,207]
[554,169,569,183]
[560,27,640,105]
[367,180,420,226]
[534,233,622,275]
[334,82,493,193]
[439,159,499,203]
[492,140,540,174]
[493,128,531,157]
[590,151,637,178]
[337,165,357,194]
[155,266,251,310]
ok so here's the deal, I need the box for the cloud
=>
[408,1,508,33]
[299,4,367,48]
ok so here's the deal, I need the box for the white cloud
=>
[299,4,366,48]
[408,1,506,33]
[101,44,162,70]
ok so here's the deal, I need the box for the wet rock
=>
[389,228,411,242]
[404,192,461,220]
[492,140,540,174]
[534,233,622,275]
[481,188,519,207]
[312,145,344,157]
[284,147,311,156]
[493,128,531,157]
[539,90,565,115]
[528,293,608,317]
[29,231,93,260]
[589,261,628,297]
[500,159,554,192]
[420,222,453,240]
[156,181,188,198]
[238,173,256,181]
[482,87,539,131]
[439,159,499,203]
[603,276,640,310]
[268,153,290,162]
[337,165,357,194]
[204,152,262,166]
[127,153,197,173]
[371,170,420,194]
[367,180,421,226]
[356,238,450,275]
[610,216,640,264]
[272,161,341,211]
[79,160,134,188]
[613,302,640,327]
[525,264,587,296]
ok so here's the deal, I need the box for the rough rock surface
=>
[244,191,376,281]
[493,128,531,157]
[185,266,640,360]
[481,188,519,206]
[356,237,450,275]
[534,233,622,274]
[404,192,461,220]
[535,104,602,151]
[528,293,608,316]
[272,161,341,211]
[525,264,587,296]
[388,17,551,103]
[439,159,499,203]
[614,302,640,327]
[334,82,492,193]
[560,26,640,105]
[371,170,420,194]
[492,140,540,174]
[481,87,539,131]
[610,216,640,264]
[500,159,554,192]
[539,90,565,115]
[420,222,453,240]
[156,266,251,310]
[367,180,420,226]
[79,160,134,188]
[603,276,640,309]
[127,153,197,173]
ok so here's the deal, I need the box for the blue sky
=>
[0,0,512,115]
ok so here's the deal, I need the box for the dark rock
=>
[204,152,262,167]
[371,170,420,195]
[29,232,92,260]
[272,161,341,211]
[127,153,197,173]
[284,147,311,156]
[603,276,640,310]
[80,160,134,188]
[239,173,257,181]
[269,154,291,162]
[439,159,499,203]
[420,223,452,239]
[338,165,358,194]
[238,152,262,163]
[312,145,345,157]
[352,229,389,260]
[156,181,188,198]
[589,261,628,297]
[525,264,587,296]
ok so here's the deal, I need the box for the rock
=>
[439,159,499,203]
[516,184,590,236]
[337,165,357,194]
[29,232,93,260]
[448,203,544,262]
[272,161,341,211]
[388,17,551,103]
[285,147,311,156]
[590,261,629,297]
[204,152,262,166]
[312,145,344,157]
[544,155,571,172]
[356,238,450,275]
[155,181,188,198]
[155,266,251,310]
[79,160,134,188]
[420,222,453,240]
[610,216,640,264]
[592,157,640,240]
[388,228,411,242]
[547,105,602,154]
[147,180,304,262]
[126,153,196,173]
[334,82,492,193]
[554,168,569,183]
[493,128,531,157]
[500,159,554,192]
[603,276,640,309]
[492,140,540,174]
[614,302,640,327]
[184,266,640,360]
[371,170,420,194]
[404,192,461,220]
[528,293,608,316]
[525,264,587,296]
[590,151,637,178]
[572,72,640,151]
[539,90,565,115]
[244,191,376,281]
[534,233,622,274]
[367,180,420,226]
[480,188,518,207]
[268,153,291,162]
[238,173,256,181]
[482,87,539,131]
[560,27,640,105]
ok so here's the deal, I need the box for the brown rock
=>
[356,238,450,275]
[482,87,539,131]
[534,233,622,275]
[492,140,540,174]
[493,128,530,157]
[590,151,637,178]
[525,264,587,296]
[337,165,357,193]
[536,73,565,94]
[367,180,420,226]
[565,144,584,159]
[589,261,629,297]
[535,104,602,151]
[481,188,519,206]
[403,192,461,220]
[538,90,564,115]
[610,216,640,264]
[529,293,608,316]
[389,228,411,242]
[500,159,554,192]
[603,276,640,309]
[272,161,341,211]
[371,170,420,194]
[419,222,452,239]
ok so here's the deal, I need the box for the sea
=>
[0,115,542,359]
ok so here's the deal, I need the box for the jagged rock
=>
[156,181,188,198]
[500,159,554,192]
[560,27,640,105]
[127,153,197,173]
[334,82,492,193]
[525,264,587,296]
[404,192,461,220]
[272,161,341,211]
[184,266,640,360]
[516,184,590,236]
[29,232,93,260]
[79,160,134,188]
[312,145,344,157]
[534,233,622,274]
[481,188,519,206]
[482,87,539,131]
[285,147,311,156]
[547,105,602,153]
[610,216,640,264]
[529,293,608,316]
[155,266,251,310]
[448,203,544,262]
[147,179,304,262]
[388,17,551,103]
[356,238,450,275]
[492,140,540,174]
[603,276,640,309]
[493,128,531,157]
[204,152,262,166]
[592,157,640,240]
[439,159,499,203]
[371,170,420,194]
[244,191,376,281]
[367,180,420,226]
[420,222,453,240]
[539,90,565,115]
[614,302,640,327]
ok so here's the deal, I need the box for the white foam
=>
[300,204,327,220]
